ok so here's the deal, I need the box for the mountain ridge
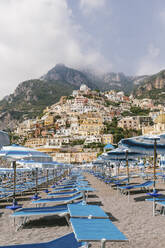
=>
[0,63,164,130]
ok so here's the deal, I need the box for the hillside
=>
[0,63,158,131]
[134,70,165,103]
[0,79,75,130]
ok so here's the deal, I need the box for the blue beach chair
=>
[32,193,83,206]
[70,218,127,248]
[0,232,86,248]
[11,204,69,229]
[118,180,153,194]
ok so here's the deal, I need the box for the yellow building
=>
[102,134,113,144]
[53,151,97,164]
[36,146,60,156]
[79,112,104,136]
[118,117,139,130]
[25,138,47,148]
[44,115,55,126]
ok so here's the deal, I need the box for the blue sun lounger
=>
[11,205,69,230]
[55,183,76,188]
[76,187,95,192]
[68,204,108,219]
[112,178,129,186]
[71,218,127,248]
[53,186,76,191]
[76,187,95,203]
[48,189,79,197]
[0,232,86,248]
[12,205,68,217]
[32,193,83,206]
[146,197,165,202]
[118,180,153,194]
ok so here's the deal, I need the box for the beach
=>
[0,172,165,248]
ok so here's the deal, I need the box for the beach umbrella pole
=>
[153,139,157,189]
[6,161,22,211]
[44,169,49,193]
[53,169,55,184]
[35,168,38,195]
[126,150,129,183]
[32,168,40,200]
[13,161,16,205]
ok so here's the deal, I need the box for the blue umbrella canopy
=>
[17,159,60,169]
[119,134,165,155]
[104,143,115,150]
[102,148,143,159]
[0,144,52,162]
[118,134,165,188]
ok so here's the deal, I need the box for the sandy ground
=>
[0,172,165,247]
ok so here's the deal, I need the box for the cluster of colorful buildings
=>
[14,84,165,164]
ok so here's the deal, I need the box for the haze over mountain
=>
[0,63,165,130]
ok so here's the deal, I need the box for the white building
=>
[84,136,102,144]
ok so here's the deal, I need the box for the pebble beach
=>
[0,172,165,248]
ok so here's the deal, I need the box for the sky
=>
[0,0,165,98]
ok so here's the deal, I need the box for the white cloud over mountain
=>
[0,0,111,98]
[136,43,163,75]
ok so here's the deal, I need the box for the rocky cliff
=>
[134,70,165,101]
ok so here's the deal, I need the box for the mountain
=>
[0,63,155,130]
[41,64,97,89]
[42,64,146,93]
[134,70,165,102]
[0,79,75,130]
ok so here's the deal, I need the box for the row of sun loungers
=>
[0,175,53,201]
[1,172,128,248]
[91,171,154,192]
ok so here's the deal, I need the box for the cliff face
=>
[135,70,165,99]
[0,78,75,130]
[41,64,95,88]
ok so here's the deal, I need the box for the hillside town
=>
[11,84,165,164]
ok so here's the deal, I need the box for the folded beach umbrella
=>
[119,134,165,188]
[100,148,143,182]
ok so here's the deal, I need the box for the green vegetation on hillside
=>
[121,106,149,116]
[0,79,76,121]
[104,117,142,144]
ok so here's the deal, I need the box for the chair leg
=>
[101,238,106,248]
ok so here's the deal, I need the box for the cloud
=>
[79,0,106,15]
[0,0,111,99]
[148,44,160,58]
[136,43,163,75]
